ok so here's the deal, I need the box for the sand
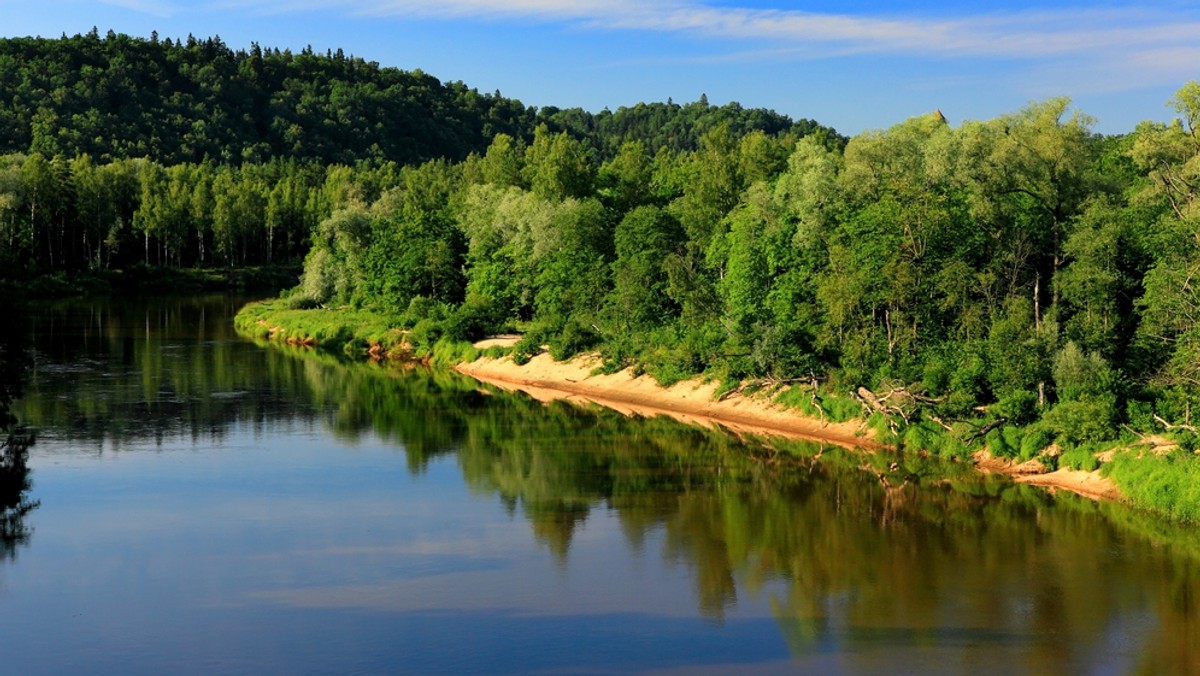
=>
[456,352,871,448]
[456,347,1124,503]
[972,450,1122,501]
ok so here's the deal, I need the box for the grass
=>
[1104,446,1200,523]
[234,298,487,365]
[235,298,408,355]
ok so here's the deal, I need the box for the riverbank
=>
[232,301,1150,509]
[457,350,871,449]
[456,341,1122,502]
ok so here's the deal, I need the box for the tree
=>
[523,125,595,201]
[608,205,683,330]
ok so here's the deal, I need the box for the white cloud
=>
[206,1,1200,94]
[235,1,1200,61]
[100,0,181,18]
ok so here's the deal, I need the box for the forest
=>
[3,32,1200,517]
[0,32,831,275]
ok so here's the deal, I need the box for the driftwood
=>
[853,384,945,432]
[1154,414,1198,433]
[1121,424,1148,441]
[963,417,1007,444]
[927,415,954,432]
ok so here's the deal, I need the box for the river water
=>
[1,295,1197,674]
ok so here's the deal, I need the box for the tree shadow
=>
[0,300,36,559]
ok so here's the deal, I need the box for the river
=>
[0,295,1197,674]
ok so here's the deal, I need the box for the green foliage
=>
[1060,445,1101,472]
[511,334,543,366]
[0,33,536,166]
[547,319,600,361]
[1019,425,1053,461]
[992,390,1039,426]
[1043,398,1118,448]
[1105,449,1200,522]
[985,426,1014,459]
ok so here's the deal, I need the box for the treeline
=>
[0,31,832,166]
[0,153,389,272]
[283,87,1200,459]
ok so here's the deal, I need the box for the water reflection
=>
[0,299,36,558]
[11,296,1200,673]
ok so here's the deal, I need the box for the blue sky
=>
[2,0,1197,136]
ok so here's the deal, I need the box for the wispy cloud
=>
[100,0,181,18]
[226,0,1200,63]
[205,0,1200,101]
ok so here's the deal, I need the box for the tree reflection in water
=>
[0,299,36,559]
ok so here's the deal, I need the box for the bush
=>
[1060,445,1100,471]
[993,389,1038,425]
[1020,425,1052,461]
[986,426,1016,458]
[512,334,543,366]
[442,302,492,343]
[408,318,443,351]
[1043,397,1117,448]
[286,295,321,310]
[548,319,599,361]
[1125,399,1154,432]
[402,296,447,326]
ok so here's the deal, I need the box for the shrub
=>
[286,295,321,310]
[993,390,1038,425]
[1060,445,1100,471]
[548,318,599,361]
[408,318,443,352]
[512,334,543,366]
[1043,397,1117,448]
[986,426,1016,458]
[1019,425,1052,461]
[442,302,492,343]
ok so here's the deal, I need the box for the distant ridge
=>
[0,31,841,165]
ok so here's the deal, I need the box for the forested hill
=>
[0,30,836,166]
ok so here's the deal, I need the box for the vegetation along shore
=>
[2,32,1198,521]
[230,75,1200,524]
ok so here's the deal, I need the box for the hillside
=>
[0,30,836,165]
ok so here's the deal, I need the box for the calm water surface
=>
[1,295,1198,675]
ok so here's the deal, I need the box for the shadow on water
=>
[0,299,37,559]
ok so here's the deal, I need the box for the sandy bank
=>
[456,352,871,449]
[456,349,1123,503]
[972,450,1122,501]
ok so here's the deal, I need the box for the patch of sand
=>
[457,349,1127,504]
[1014,469,1123,502]
[472,334,522,350]
[972,449,1121,502]
[456,352,871,448]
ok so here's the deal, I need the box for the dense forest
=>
[0,32,833,274]
[3,32,1200,509]
[0,31,829,165]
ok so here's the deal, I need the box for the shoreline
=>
[456,349,1124,503]
[457,352,872,449]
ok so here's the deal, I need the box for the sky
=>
[1,0,1197,136]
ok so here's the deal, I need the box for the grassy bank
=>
[234,298,499,365]
[234,300,1200,523]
